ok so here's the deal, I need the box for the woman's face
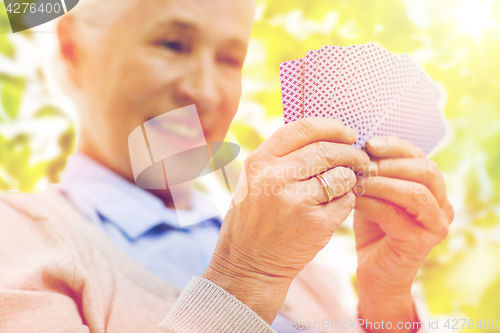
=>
[67,0,255,181]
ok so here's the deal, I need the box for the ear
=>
[57,15,81,88]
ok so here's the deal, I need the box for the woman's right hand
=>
[202,118,370,323]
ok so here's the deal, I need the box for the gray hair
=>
[54,0,136,96]
[69,0,136,34]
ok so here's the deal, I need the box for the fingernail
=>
[348,127,357,141]
[361,151,370,166]
[368,137,387,151]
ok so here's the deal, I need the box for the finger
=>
[260,118,357,157]
[372,158,449,208]
[355,196,449,241]
[283,142,370,180]
[355,196,422,238]
[315,191,356,230]
[359,176,449,231]
[366,136,425,159]
[298,167,357,205]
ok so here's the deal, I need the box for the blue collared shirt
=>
[58,152,314,333]
[58,153,221,289]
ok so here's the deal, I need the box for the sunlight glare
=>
[452,1,498,38]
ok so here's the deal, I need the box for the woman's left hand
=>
[353,136,454,332]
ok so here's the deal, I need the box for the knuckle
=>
[243,154,255,171]
[344,191,356,209]
[338,167,357,188]
[445,202,455,222]
[315,141,331,157]
[315,142,336,169]
[243,152,263,175]
[436,220,450,239]
[294,118,316,139]
[243,153,254,166]
[409,184,433,207]
[244,150,260,165]
[344,167,357,184]
[329,167,355,196]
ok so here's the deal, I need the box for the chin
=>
[204,128,228,143]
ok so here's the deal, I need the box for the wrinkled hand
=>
[354,136,454,332]
[203,118,370,323]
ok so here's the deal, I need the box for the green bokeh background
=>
[1,0,500,329]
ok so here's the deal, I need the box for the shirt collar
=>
[57,152,221,240]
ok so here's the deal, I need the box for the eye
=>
[217,55,244,69]
[159,38,190,54]
[163,41,183,52]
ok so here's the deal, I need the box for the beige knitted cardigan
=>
[0,187,380,333]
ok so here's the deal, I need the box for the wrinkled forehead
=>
[124,0,256,44]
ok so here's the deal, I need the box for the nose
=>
[174,51,221,114]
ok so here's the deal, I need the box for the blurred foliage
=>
[0,1,74,191]
[1,0,499,328]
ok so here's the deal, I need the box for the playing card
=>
[372,54,446,155]
[411,60,442,103]
[329,44,366,121]
[303,50,321,118]
[337,43,398,148]
[279,58,304,124]
[367,54,421,139]
[314,45,346,118]
[376,79,446,155]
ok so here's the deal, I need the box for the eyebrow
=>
[148,18,248,52]
[167,20,198,32]
[151,19,198,34]
[222,38,248,53]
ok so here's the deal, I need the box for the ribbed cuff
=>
[159,277,276,333]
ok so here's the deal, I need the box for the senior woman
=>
[0,0,454,332]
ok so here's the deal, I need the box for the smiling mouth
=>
[148,118,203,140]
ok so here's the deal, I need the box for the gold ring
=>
[315,173,334,204]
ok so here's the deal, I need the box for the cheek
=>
[222,72,242,114]
[122,55,180,106]
[217,74,242,131]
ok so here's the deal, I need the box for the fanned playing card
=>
[363,53,420,145]
[372,55,446,154]
[330,45,366,121]
[339,44,397,148]
[314,45,346,118]
[280,45,447,155]
[303,50,321,117]
[279,58,304,124]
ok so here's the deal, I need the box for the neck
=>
[77,144,192,210]
[148,188,191,210]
